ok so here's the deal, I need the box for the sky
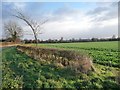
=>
[1,1,118,40]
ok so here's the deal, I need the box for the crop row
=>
[49,45,118,52]
[35,44,119,68]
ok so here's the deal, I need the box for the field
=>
[1,41,120,89]
[31,41,119,68]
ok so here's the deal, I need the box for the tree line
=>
[23,37,120,43]
[1,36,119,43]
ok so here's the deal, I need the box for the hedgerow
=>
[17,45,95,73]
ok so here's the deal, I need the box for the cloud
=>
[2,2,26,10]
[43,6,83,22]
[38,2,118,40]
[87,6,108,15]
[54,6,80,16]
[87,2,118,22]
[1,2,118,40]
[13,2,26,9]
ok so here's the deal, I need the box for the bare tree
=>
[12,9,48,46]
[4,20,23,42]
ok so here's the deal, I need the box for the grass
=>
[1,46,120,89]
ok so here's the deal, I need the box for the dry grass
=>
[0,42,21,47]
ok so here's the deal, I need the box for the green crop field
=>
[31,41,119,68]
[1,41,120,89]
[37,41,118,51]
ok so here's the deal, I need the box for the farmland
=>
[31,41,119,68]
[1,41,120,89]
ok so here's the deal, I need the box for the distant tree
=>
[59,37,63,42]
[4,20,23,42]
[78,38,82,42]
[112,35,116,39]
[91,38,98,42]
[72,38,75,42]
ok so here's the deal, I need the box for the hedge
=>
[17,45,95,73]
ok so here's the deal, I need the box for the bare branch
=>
[12,9,48,46]
[4,20,23,42]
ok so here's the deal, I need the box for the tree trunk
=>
[34,35,38,46]
[33,30,38,46]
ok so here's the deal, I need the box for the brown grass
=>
[0,42,21,47]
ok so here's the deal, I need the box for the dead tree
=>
[4,20,23,42]
[12,9,48,46]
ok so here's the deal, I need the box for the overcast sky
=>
[1,1,118,40]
